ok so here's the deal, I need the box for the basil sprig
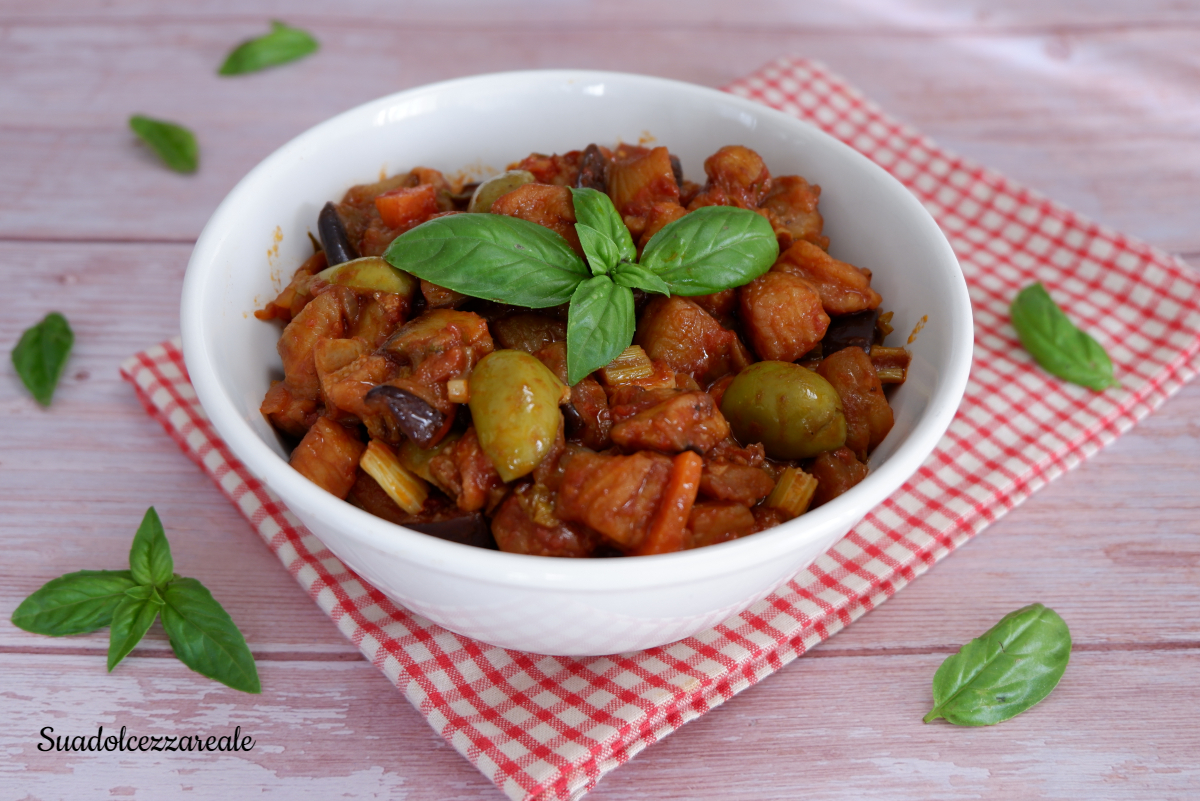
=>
[129,115,199,174]
[385,186,778,384]
[218,20,319,76]
[1010,282,1119,391]
[925,603,1071,726]
[12,508,260,694]
[12,311,73,407]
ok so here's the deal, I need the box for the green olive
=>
[720,361,846,460]
[468,170,536,213]
[468,350,565,482]
[317,256,417,297]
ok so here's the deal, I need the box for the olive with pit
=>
[720,361,847,460]
[468,170,537,214]
[468,350,566,482]
[317,256,417,297]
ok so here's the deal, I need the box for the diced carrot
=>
[374,184,439,229]
[635,450,703,556]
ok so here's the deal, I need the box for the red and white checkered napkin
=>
[121,57,1200,801]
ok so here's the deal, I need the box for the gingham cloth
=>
[120,57,1200,801]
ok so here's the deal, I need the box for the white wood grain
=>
[1,14,1198,251]
[3,647,1198,800]
[5,0,1200,28]
[2,1,1200,799]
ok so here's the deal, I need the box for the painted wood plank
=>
[3,646,1198,800]
[1,21,1198,251]
[5,0,1200,29]
[588,646,1200,800]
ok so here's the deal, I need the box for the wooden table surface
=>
[3,2,1199,798]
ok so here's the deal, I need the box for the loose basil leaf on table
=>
[218,20,318,76]
[128,506,174,588]
[10,508,260,693]
[640,206,778,295]
[107,587,164,671]
[12,311,74,407]
[1010,282,1119,391]
[11,570,137,636]
[924,603,1072,726]
[384,214,588,308]
[129,115,199,174]
[570,187,637,263]
[567,275,636,386]
[161,578,262,695]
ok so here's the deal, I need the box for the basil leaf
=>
[566,276,635,385]
[11,570,137,636]
[1010,283,1119,391]
[107,589,163,672]
[924,603,1072,726]
[576,224,619,276]
[640,206,778,296]
[570,187,636,263]
[613,263,670,296]
[128,507,173,587]
[125,584,156,601]
[384,214,588,308]
[161,578,261,694]
[218,20,318,76]
[12,311,73,407]
[129,115,198,174]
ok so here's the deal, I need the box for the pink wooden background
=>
[2,1,1198,798]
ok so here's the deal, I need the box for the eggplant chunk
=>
[364,384,446,447]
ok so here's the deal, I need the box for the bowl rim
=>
[181,68,974,592]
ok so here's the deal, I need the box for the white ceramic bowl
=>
[182,70,972,656]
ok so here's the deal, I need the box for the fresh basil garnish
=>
[640,205,778,295]
[162,578,262,695]
[925,603,1072,726]
[129,115,198,174]
[11,570,137,636]
[567,275,636,385]
[218,20,318,76]
[1010,282,1119,391]
[12,311,74,407]
[570,187,637,263]
[10,508,260,693]
[612,262,670,296]
[575,224,620,276]
[384,214,588,307]
[384,177,778,383]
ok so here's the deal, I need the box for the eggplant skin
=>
[318,202,359,266]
